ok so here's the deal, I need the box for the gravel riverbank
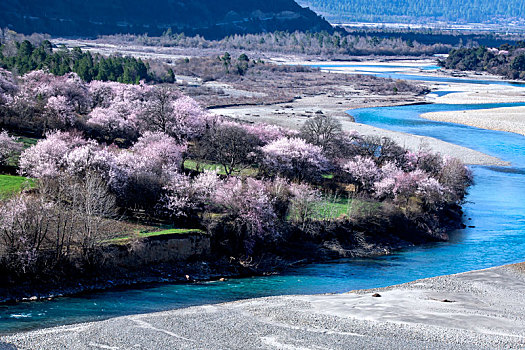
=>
[3,262,524,349]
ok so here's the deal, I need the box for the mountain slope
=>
[0,0,333,39]
[297,0,525,25]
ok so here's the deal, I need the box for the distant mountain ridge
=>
[0,0,333,39]
[297,0,525,25]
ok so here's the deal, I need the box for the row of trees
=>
[104,30,454,57]
[440,42,525,79]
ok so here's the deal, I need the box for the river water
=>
[1,68,524,335]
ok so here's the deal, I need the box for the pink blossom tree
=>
[261,137,331,181]
[166,95,209,142]
[106,132,187,209]
[416,177,446,210]
[44,95,76,127]
[140,91,209,143]
[87,103,140,139]
[19,71,90,113]
[161,170,220,218]
[0,68,17,106]
[11,71,91,133]
[62,142,117,179]
[18,70,56,103]
[56,72,91,114]
[88,80,149,109]
[88,80,119,108]
[131,131,186,175]
[212,177,279,253]
[19,131,90,178]
[390,170,426,204]
[342,155,382,193]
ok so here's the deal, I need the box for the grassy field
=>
[107,228,206,244]
[0,174,33,198]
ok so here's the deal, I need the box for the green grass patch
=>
[184,159,223,173]
[15,135,39,148]
[305,196,383,221]
[0,175,33,198]
[106,228,206,245]
[184,159,258,176]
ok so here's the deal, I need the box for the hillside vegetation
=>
[0,0,332,39]
[297,0,525,25]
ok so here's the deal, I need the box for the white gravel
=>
[2,263,525,349]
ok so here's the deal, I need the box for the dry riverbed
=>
[212,57,525,166]
[3,262,524,349]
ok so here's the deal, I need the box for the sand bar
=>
[422,106,525,136]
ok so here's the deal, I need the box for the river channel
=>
[1,67,524,335]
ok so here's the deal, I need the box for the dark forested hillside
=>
[0,0,333,39]
[297,0,525,25]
